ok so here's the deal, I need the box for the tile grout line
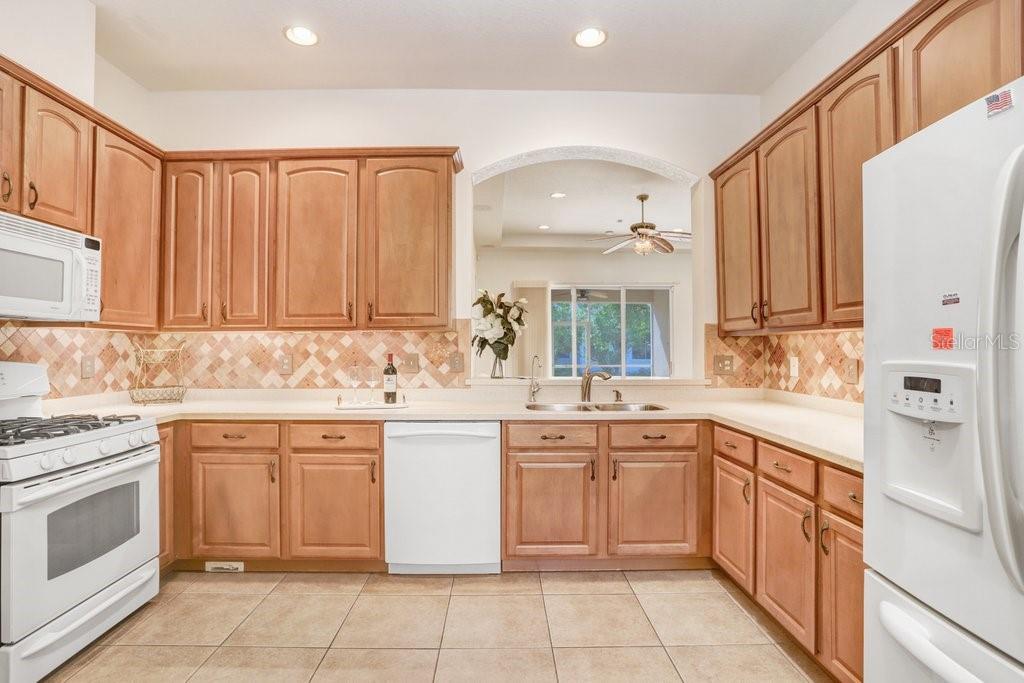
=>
[628,573,686,683]
[309,580,364,681]
[538,580,558,683]
[431,582,454,682]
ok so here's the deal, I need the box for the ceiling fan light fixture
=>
[633,239,655,256]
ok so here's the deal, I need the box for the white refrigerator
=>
[863,77,1024,681]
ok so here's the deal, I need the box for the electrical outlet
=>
[279,354,293,376]
[713,354,735,375]
[205,561,244,573]
[81,355,96,379]
[841,358,860,385]
[400,353,420,373]
[448,351,465,373]
[789,356,799,378]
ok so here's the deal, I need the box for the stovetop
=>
[0,414,142,447]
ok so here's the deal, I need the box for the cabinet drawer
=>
[506,423,597,449]
[289,423,380,450]
[609,423,697,449]
[191,423,280,449]
[821,465,864,521]
[757,442,816,497]
[713,426,755,466]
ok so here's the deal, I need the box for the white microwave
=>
[0,213,101,322]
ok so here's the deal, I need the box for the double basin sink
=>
[526,402,666,412]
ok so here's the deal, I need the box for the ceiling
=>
[474,159,690,249]
[93,0,855,93]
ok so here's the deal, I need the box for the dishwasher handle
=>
[387,430,498,440]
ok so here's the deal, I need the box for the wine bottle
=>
[383,353,398,404]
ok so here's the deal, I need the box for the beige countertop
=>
[60,396,864,472]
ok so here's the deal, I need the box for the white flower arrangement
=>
[471,290,528,372]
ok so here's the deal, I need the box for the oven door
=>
[0,447,159,644]
[0,227,79,320]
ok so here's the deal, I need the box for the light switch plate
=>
[279,354,293,376]
[448,351,465,373]
[713,354,735,375]
[400,354,420,373]
[789,356,799,378]
[81,355,95,379]
[841,358,860,385]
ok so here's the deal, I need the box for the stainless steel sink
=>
[592,402,667,411]
[525,402,667,412]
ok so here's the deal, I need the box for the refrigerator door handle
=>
[879,601,984,683]
[978,144,1024,594]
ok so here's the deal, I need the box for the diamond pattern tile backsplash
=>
[0,321,470,398]
[705,324,864,402]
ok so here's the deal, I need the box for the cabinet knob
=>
[0,171,11,202]
[27,181,38,210]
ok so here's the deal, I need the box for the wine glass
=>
[348,363,363,405]
[366,366,382,404]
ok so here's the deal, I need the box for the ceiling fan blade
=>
[602,238,635,255]
[658,232,692,240]
[651,236,674,254]
[586,234,628,242]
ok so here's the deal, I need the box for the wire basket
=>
[131,341,187,405]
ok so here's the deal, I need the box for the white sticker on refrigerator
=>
[942,292,960,306]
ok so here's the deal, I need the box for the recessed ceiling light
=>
[284,26,318,46]
[537,224,551,231]
[574,27,607,48]
[550,192,567,199]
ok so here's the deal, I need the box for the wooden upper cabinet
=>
[218,161,270,328]
[0,72,22,213]
[158,426,175,569]
[608,451,698,556]
[361,157,451,329]
[163,162,215,329]
[715,152,762,333]
[818,510,865,683]
[506,452,599,557]
[756,476,817,651]
[288,453,381,559]
[275,159,358,329]
[757,108,821,328]
[21,88,93,232]
[92,128,162,329]
[712,455,755,593]
[191,451,281,558]
[898,0,1022,139]
[818,51,895,325]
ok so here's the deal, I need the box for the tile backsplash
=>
[705,324,864,402]
[0,321,469,398]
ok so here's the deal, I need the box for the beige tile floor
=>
[45,569,830,682]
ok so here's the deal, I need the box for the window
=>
[551,286,672,378]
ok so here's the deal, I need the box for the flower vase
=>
[490,356,505,379]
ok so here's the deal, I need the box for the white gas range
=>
[0,361,160,682]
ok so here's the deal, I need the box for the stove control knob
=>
[39,453,54,471]
[128,432,141,448]
[62,449,76,465]
[98,440,112,455]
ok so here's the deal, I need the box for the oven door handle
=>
[20,565,157,659]
[9,449,160,511]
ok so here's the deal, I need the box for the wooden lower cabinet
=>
[819,510,865,683]
[505,451,599,556]
[288,452,381,559]
[191,451,281,558]
[158,425,175,568]
[756,476,817,651]
[608,451,698,555]
[712,455,755,593]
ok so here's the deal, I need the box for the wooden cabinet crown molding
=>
[709,0,953,179]
[163,146,464,172]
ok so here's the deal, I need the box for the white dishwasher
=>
[384,421,501,574]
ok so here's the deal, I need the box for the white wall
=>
[0,0,96,103]
[92,82,760,334]
[759,0,917,124]
[476,247,693,377]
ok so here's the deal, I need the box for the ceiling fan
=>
[588,193,692,255]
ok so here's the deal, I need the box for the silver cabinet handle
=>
[801,509,812,542]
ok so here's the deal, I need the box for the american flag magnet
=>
[986,89,1013,118]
